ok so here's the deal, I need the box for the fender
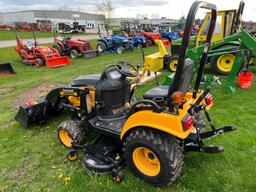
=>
[120,110,194,140]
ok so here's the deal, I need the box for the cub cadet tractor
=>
[52,35,99,59]
[96,26,134,54]
[15,1,236,186]
[170,1,253,75]
[15,30,71,68]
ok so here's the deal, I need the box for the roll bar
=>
[170,1,217,99]
[233,1,245,33]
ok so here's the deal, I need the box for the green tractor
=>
[169,1,254,75]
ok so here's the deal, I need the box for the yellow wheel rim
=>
[59,130,73,148]
[67,153,77,161]
[217,54,235,73]
[132,147,160,177]
[169,59,178,72]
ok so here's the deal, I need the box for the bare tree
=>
[96,0,114,26]
[150,13,160,19]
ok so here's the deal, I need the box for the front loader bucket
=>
[15,100,48,127]
[45,56,72,68]
[0,63,16,77]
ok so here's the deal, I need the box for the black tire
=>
[116,46,124,54]
[70,49,79,59]
[52,44,64,56]
[210,45,238,76]
[96,42,107,52]
[21,53,29,65]
[167,55,179,72]
[57,120,85,148]
[123,128,184,186]
[35,58,44,66]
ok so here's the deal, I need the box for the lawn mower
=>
[0,63,16,78]
[52,34,99,59]
[15,1,236,186]
[96,26,134,54]
[15,30,71,68]
[170,1,254,75]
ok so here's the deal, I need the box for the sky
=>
[0,0,255,21]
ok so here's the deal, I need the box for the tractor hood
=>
[112,36,129,42]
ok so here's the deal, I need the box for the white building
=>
[1,10,105,28]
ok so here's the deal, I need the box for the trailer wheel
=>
[168,56,179,72]
[57,120,85,148]
[116,46,124,54]
[70,49,79,59]
[96,42,107,52]
[210,45,238,75]
[124,128,184,186]
[36,58,44,66]
[53,44,63,56]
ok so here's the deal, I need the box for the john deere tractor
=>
[170,1,253,75]
[15,1,236,186]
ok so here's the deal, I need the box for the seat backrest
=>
[168,58,194,96]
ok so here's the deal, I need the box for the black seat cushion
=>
[143,85,169,100]
[71,74,101,87]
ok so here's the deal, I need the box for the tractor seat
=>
[24,41,33,51]
[71,74,101,88]
[143,85,169,100]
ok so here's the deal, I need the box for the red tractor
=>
[53,36,98,59]
[15,31,72,68]
[141,32,171,47]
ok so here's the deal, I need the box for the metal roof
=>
[3,10,105,20]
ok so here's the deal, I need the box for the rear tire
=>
[52,44,63,56]
[124,128,184,186]
[97,42,107,52]
[57,120,85,148]
[70,49,79,59]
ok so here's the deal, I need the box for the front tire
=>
[116,46,124,54]
[70,49,79,59]
[210,45,238,75]
[52,44,64,56]
[124,128,184,186]
[57,120,85,148]
[168,56,179,72]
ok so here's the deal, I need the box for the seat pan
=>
[71,74,101,87]
[143,85,169,100]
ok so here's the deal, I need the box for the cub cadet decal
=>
[60,89,78,96]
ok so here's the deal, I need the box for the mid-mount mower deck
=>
[15,29,72,68]
[15,1,236,186]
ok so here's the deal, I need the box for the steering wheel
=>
[115,62,139,77]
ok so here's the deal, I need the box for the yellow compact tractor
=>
[15,1,236,186]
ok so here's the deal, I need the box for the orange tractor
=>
[15,30,71,68]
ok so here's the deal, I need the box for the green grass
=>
[0,43,256,192]
[0,30,94,41]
